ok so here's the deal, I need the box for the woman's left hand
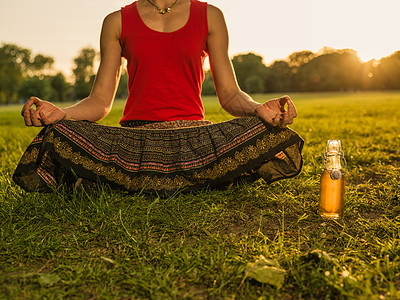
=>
[255,95,297,127]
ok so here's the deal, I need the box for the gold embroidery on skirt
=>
[193,130,290,181]
[20,148,39,165]
[47,128,293,191]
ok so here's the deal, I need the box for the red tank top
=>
[120,0,209,122]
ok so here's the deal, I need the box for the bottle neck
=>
[325,155,342,170]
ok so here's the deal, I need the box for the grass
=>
[0,91,399,299]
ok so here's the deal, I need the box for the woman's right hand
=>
[21,97,67,127]
[255,96,297,127]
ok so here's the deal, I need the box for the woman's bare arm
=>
[22,11,123,126]
[206,5,259,116]
[206,5,297,127]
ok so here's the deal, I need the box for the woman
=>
[13,0,304,196]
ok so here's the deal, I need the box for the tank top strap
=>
[188,0,208,38]
[120,2,140,53]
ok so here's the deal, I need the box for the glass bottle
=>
[318,140,346,219]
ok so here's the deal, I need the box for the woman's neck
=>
[136,0,191,32]
[141,0,183,9]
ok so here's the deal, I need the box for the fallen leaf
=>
[244,255,286,288]
[38,273,60,286]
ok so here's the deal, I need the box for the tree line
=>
[0,43,129,104]
[202,48,400,95]
[1,42,400,104]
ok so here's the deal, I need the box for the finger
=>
[23,108,33,126]
[39,111,51,126]
[30,108,42,127]
[21,98,36,117]
[280,111,293,127]
[271,113,282,126]
[30,96,42,105]
[287,99,298,118]
[277,96,290,113]
[279,95,290,103]
[21,97,42,117]
[279,95,290,105]
[281,112,289,127]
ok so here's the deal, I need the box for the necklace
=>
[146,0,179,14]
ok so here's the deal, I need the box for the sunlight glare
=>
[358,49,385,62]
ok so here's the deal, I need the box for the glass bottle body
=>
[318,169,345,219]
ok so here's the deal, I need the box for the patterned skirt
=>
[13,117,304,196]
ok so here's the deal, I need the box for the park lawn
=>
[0,91,399,299]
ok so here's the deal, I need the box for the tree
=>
[49,73,70,102]
[268,60,293,92]
[29,54,54,76]
[287,51,315,91]
[72,47,98,99]
[0,44,31,103]
[375,51,400,90]
[201,70,216,95]
[231,53,269,93]
[18,76,52,101]
[296,49,362,91]
[0,43,55,103]
[244,75,264,94]
[288,50,315,68]
[359,59,379,90]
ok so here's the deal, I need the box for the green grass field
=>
[0,91,399,299]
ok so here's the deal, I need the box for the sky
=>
[1,0,399,77]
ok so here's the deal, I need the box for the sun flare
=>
[357,49,388,62]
